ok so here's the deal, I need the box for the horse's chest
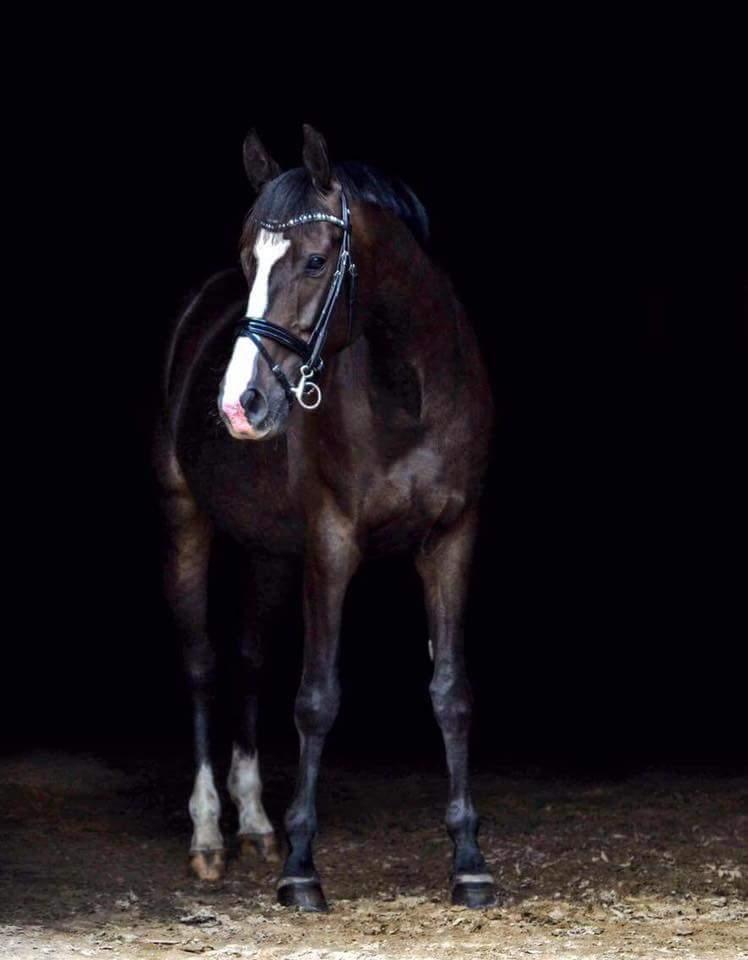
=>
[180,429,304,553]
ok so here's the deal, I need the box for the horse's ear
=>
[243,129,281,193]
[302,123,332,195]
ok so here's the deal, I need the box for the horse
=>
[153,124,496,911]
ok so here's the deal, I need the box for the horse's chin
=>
[224,414,292,442]
[220,411,271,441]
[225,423,271,441]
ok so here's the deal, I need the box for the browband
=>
[258,212,346,231]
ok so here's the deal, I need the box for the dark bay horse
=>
[154,125,496,911]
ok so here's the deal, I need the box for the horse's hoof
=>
[240,832,281,863]
[189,849,226,882]
[277,876,328,912]
[451,873,497,909]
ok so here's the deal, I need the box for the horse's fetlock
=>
[285,809,316,839]
[446,799,478,837]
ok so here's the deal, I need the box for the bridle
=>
[235,191,357,411]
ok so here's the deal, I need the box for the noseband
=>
[235,191,357,411]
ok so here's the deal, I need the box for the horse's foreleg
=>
[228,573,280,864]
[278,513,360,912]
[416,508,496,908]
[162,484,224,881]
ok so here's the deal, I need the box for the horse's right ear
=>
[243,129,281,193]
[302,124,332,195]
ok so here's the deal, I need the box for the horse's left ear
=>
[302,124,332,195]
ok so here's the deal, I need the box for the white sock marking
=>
[227,744,273,836]
[188,763,223,852]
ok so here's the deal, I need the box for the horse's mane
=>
[242,162,430,248]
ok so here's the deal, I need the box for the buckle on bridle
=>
[292,364,322,410]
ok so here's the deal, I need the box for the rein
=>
[235,192,357,411]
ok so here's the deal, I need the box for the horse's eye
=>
[306,255,326,274]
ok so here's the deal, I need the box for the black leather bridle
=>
[236,191,357,410]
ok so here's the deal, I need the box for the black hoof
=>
[451,880,497,909]
[277,878,328,912]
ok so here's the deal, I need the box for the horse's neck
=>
[302,235,490,476]
[322,242,475,439]
[360,234,465,389]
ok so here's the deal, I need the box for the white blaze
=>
[227,744,273,836]
[247,229,290,317]
[188,763,223,851]
[220,336,260,410]
[220,229,290,409]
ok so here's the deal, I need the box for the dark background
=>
[7,32,746,775]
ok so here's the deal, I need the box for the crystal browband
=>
[258,212,347,232]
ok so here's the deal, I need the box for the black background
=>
[7,27,746,775]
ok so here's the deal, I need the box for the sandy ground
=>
[0,751,746,959]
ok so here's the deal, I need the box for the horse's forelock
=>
[239,163,429,251]
[241,170,318,248]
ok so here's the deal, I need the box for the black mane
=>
[243,162,429,247]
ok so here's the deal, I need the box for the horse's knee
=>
[238,642,263,677]
[183,642,217,690]
[429,676,472,734]
[294,678,340,736]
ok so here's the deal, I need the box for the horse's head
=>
[219,125,357,440]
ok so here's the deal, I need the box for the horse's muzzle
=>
[220,397,270,440]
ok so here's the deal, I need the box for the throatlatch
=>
[236,192,357,410]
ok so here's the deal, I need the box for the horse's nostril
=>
[239,387,269,426]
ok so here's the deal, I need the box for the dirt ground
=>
[0,752,745,959]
